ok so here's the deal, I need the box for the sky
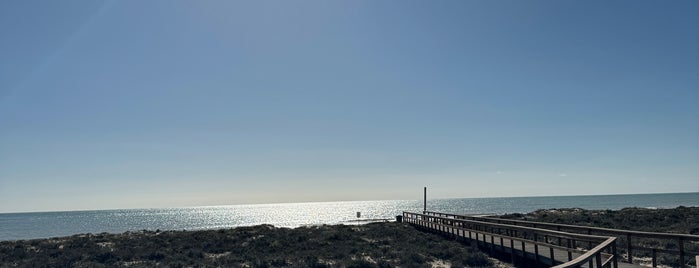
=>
[1,1,698,213]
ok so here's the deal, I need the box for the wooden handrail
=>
[552,237,617,268]
[417,218,600,255]
[404,211,619,268]
[423,210,699,267]
[424,210,699,240]
[420,213,610,242]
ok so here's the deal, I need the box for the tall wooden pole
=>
[423,187,427,213]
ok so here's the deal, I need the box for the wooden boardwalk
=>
[451,229,642,268]
[403,211,647,268]
[407,189,698,267]
[417,210,699,268]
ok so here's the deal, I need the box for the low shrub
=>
[0,222,494,267]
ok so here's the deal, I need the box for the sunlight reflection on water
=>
[1,192,697,241]
[0,200,420,240]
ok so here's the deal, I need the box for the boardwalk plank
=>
[408,216,646,268]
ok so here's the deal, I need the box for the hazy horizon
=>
[1,1,698,213]
[2,190,697,215]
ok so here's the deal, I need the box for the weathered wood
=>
[568,239,573,261]
[425,211,699,240]
[627,233,632,264]
[405,211,631,268]
[423,210,699,267]
[553,237,618,268]
[612,242,618,268]
[510,237,515,265]
[678,237,684,268]
[490,233,495,254]
[534,241,540,265]
[423,187,426,213]
[550,246,555,263]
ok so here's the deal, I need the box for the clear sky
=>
[1,1,697,213]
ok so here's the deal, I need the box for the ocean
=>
[1,192,697,241]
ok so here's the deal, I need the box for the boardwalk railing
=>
[404,211,618,268]
[423,211,699,268]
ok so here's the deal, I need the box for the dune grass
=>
[498,206,699,267]
[7,207,692,267]
[499,206,699,234]
[0,222,495,267]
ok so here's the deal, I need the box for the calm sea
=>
[1,192,697,241]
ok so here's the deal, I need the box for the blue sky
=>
[1,1,697,212]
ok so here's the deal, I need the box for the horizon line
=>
[1,191,697,215]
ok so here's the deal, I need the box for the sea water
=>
[0,192,697,241]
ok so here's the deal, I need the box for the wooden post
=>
[651,248,657,267]
[588,229,593,268]
[612,241,618,268]
[557,226,562,246]
[678,237,685,268]
[510,239,516,265]
[626,233,633,264]
[533,233,539,266]
[567,239,573,261]
[423,187,427,213]
[550,246,555,264]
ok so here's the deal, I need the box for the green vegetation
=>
[498,206,699,267]
[6,207,694,267]
[498,206,699,234]
[0,222,495,268]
